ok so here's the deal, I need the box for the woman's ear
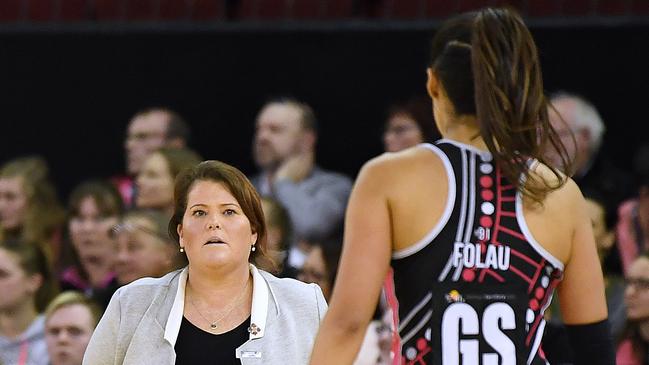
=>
[177,224,184,248]
[427,68,440,99]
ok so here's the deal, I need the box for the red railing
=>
[0,0,648,22]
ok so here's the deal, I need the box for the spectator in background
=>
[584,188,626,338]
[60,180,122,309]
[0,241,58,365]
[617,145,649,275]
[546,92,633,238]
[113,209,186,286]
[297,236,342,301]
[136,147,202,219]
[45,291,101,365]
[260,197,295,277]
[0,156,66,267]
[616,252,649,364]
[382,95,439,153]
[543,187,627,363]
[251,97,352,270]
[297,235,391,365]
[114,107,192,207]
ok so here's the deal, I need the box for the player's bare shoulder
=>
[377,144,444,172]
[526,160,583,222]
[354,145,447,211]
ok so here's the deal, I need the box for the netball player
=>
[310,7,613,365]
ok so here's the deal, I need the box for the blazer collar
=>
[163,264,277,346]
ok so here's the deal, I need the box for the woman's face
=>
[114,216,174,285]
[625,257,649,321]
[261,199,284,253]
[0,248,40,312]
[0,176,28,231]
[584,198,614,261]
[69,196,118,266]
[383,113,424,152]
[298,246,331,300]
[136,153,174,211]
[177,180,257,272]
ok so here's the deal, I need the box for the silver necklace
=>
[187,277,250,330]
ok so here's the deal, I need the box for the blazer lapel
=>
[123,270,184,365]
[123,315,175,365]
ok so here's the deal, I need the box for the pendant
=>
[210,323,217,329]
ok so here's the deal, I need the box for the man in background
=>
[45,292,101,365]
[114,107,191,206]
[251,97,352,270]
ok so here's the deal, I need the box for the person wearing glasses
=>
[617,252,649,364]
[84,160,327,365]
[114,107,192,208]
[113,209,187,286]
[382,96,440,153]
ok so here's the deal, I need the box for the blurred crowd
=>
[1,92,648,365]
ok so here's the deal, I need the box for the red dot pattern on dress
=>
[481,189,494,201]
[478,166,495,253]
[417,338,427,351]
[480,215,493,228]
[480,175,493,188]
[529,299,539,311]
[535,287,545,300]
[462,268,476,282]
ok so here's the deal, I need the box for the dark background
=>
[1,24,648,200]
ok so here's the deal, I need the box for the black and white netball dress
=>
[389,140,563,365]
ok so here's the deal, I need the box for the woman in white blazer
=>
[83,160,327,365]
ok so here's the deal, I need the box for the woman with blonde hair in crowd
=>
[113,208,187,285]
[84,160,327,364]
[0,241,58,365]
[60,180,123,309]
[311,7,612,364]
[0,156,66,266]
[136,147,202,218]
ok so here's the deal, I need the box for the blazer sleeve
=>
[312,283,328,321]
[83,287,123,365]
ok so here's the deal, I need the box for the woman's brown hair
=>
[154,147,202,179]
[168,160,274,270]
[67,179,124,281]
[431,7,572,203]
[1,241,59,312]
[0,156,66,262]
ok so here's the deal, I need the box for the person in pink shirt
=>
[617,252,649,364]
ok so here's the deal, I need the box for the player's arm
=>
[310,156,394,365]
[556,180,614,365]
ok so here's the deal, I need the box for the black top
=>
[174,316,250,365]
[389,141,564,364]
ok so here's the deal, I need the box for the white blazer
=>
[83,265,327,364]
